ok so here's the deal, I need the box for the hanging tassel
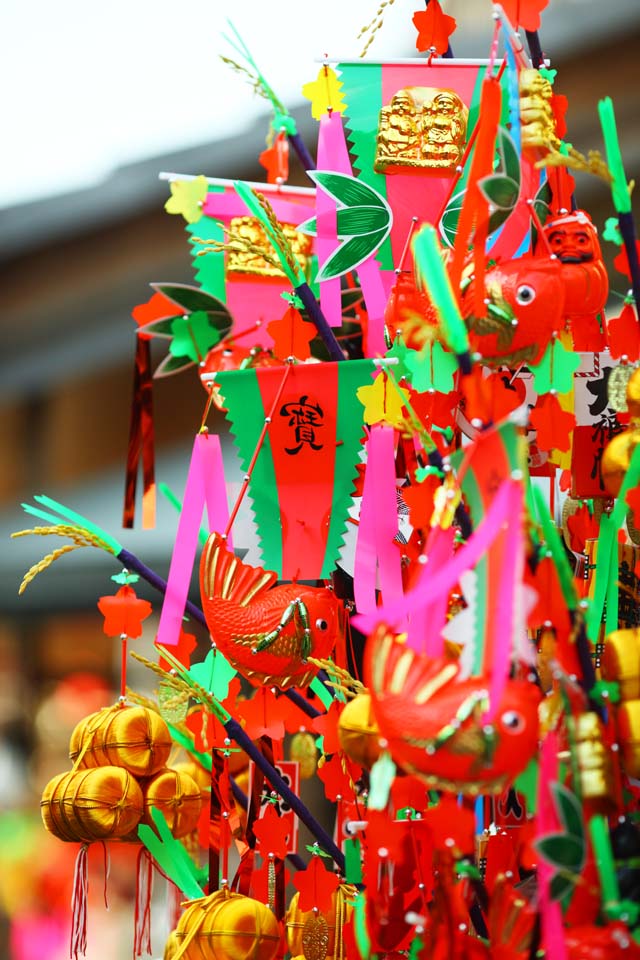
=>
[134,847,154,958]
[123,335,156,529]
[167,880,183,936]
[70,844,89,960]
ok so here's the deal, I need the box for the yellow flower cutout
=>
[357,373,409,428]
[164,175,208,224]
[301,66,347,120]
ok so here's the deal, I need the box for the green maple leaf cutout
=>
[603,216,624,246]
[169,311,221,363]
[164,175,208,224]
[385,336,413,382]
[405,341,457,393]
[189,648,237,702]
[111,571,140,585]
[298,171,392,282]
[529,338,581,394]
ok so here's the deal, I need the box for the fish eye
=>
[515,284,536,306]
[501,710,525,733]
[315,619,328,631]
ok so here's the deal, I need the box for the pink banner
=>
[537,732,569,960]
[316,114,343,328]
[156,433,230,647]
[354,426,403,615]
[203,188,315,226]
[407,525,455,656]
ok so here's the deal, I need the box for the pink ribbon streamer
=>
[156,433,230,647]
[203,190,314,225]
[537,731,569,960]
[407,525,455,656]
[354,425,404,615]
[316,114,343,328]
[314,113,389,357]
[353,479,517,634]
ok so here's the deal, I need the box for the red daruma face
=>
[543,211,603,264]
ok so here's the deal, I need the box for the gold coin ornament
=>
[337,693,382,770]
[69,705,172,778]
[164,887,281,960]
[41,766,144,843]
[286,885,355,960]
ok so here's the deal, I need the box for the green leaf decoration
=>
[137,316,182,338]
[529,338,581,395]
[138,808,205,900]
[170,311,221,363]
[166,722,213,771]
[189,648,237,702]
[551,782,585,841]
[603,216,624,246]
[151,283,231,321]
[535,834,585,872]
[533,179,553,226]
[310,171,387,210]
[317,230,388,283]
[368,751,397,811]
[497,126,521,184]
[405,341,458,393]
[154,352,196,378]
[301,171,392,283]
[550,873,575,905]
[479,174,520,211]
[439,186,465,249]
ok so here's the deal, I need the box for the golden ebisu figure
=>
[519,68,561,152]
[374,87,468,173]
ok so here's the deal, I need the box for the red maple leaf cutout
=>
[364,810,408,865]
[185,706,229,752]
[311,701,344,756]
[607,304,640,361]
[391,775,428,815]
[614,241,640,280]
[156,628,198,671]
[412,1,456,54]
[462,367,526,427]
[559,469,572,492]
[250,858,291,902]
[403,474,441,531]
[253,802,290,859]
[499,0,550,30]
[266,307,317,362]
[566,504,599,554]
[524,555,571,637]
[292,855,340,913]
[236,687,288,741]
[422,794,475,856]
[626,487,640,532]
[259,131,289,185]
[131,291,179,337]
[529,393,576,453]
[317,753,361,802]
[97,585,152,638]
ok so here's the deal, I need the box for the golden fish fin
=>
[200,533,277,606]
[366,624,460,702]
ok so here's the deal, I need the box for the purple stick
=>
[116,546,321,720]
[289,131,316,173]
[618,211,640,317]
[296,282,345,362]
[225,717,345,870]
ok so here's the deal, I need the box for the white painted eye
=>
[315,618,328,631]
[501,710,525,733]
[515,284,536,306]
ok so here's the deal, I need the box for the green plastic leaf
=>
[300,206,390,239]
[550,873,575,905]
[551,782,584,840]
[479,174,520,211]
[137,316,182,338]
[138,808,205,900]
[27,495,122,555]
[535,833,585,871]
[529,338,581,395]
[189,648,237,702]
[344,837,363,885]
[154,352,196,378]
[533,180,553,225]
[316,229,388,283]
[151,283,230,318]
[412,225,469,357]
[166,722,213,771]
[439,186,465,249]
[409,936,424,960]
[170,311,221,362]
[310,676,335,710]
[310,171,387,210]
[368,751,397,811]
[385,336,413,382]
[598,97,631,214]
[405,341,457,393]
[352,892,371,960]
[496,126,521,185]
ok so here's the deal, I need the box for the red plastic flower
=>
[97,585,152,638]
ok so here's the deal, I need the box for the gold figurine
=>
[226,216,312,279]
[374,87,468,174]
[519,68,561,152]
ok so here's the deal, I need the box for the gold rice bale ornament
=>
[616,700,640,779]
[290,731,318,779]
[69,705,172,777]
[141,768,202,839]
[172,759,211,796]
[601,629,640,702]
[165,887,281,960]
[337,693,382,770]
[286,885,355,960]
[41,766,143,843]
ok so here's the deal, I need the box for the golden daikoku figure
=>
[374,86,468,173]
